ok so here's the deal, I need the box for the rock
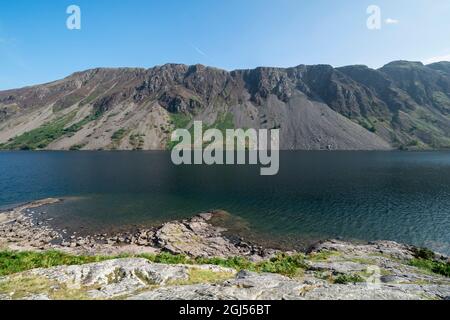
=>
[308,261,368,274]
[155,221,243,258]
[308,240,415,261]
[128,268,450,301]
[0,258,236,300]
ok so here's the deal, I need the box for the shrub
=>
[409,258,450,277]
[333,273,365,284]
[412,247,435,260]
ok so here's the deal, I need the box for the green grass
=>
[409,258,450,277]
[110,129,128,148]
[432,91,450,109]
[357,118,377,133]
[407,246,450,278]
[167,113,192,150]
[0,251,112,277]
[64,112,102,135]
[129,134,145,150]
[167,112,236,150]
[1,114,76,150]
[307,250,341,262]
[69,143,87,151]
[5,248,447,289]
[212,112,235,133]
[139,252,191,265]
[154,252,308,277]
[169,268,234,286]
[169,113,192,130]
[0,110,104,150]
[333,273,365,284]
[111,129,127,141]
[0,250,307,278]
[257,254,307,277]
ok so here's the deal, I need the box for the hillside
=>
[1,61,449,151]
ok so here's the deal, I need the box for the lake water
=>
[1,151,449,254]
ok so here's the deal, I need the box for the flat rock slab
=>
[0,258,236,300]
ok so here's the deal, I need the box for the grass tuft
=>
[0,251,111,277]
[333,273,365,284]
[0,250,308,279]
[409,258,450,277]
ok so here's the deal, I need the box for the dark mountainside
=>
[0,60,449,151]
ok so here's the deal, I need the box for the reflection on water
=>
[0,151,450,254]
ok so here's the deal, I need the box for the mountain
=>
[1,61,450,151]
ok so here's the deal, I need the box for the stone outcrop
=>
[0,258,236,300]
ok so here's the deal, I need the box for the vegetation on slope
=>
[409,258,450,277]
[0,250,308,278]
[0,251,110,276]
[0,110,104,150]
[0,114,75,150]
[166,112,235,150]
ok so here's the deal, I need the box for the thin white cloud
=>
[385,18,399,25]
[424,54,450,65]
[189,43,208,58]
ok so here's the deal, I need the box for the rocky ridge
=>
[1,61,449,151]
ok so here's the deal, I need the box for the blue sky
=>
[1,0,449,90]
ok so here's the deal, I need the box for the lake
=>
[1,151,449,254]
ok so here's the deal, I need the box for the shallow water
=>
[1,151,449,254]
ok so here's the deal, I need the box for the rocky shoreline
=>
[0,198,277,259]
[1,198,449,300]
